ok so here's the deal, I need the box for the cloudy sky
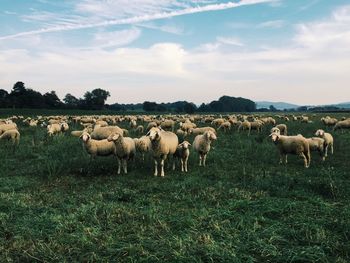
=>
[1,0,350,105]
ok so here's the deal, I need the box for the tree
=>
[83,88,110,110]
[63,93,80,108]
[269,105,278,112]
[0,89,9,108]
[10,81,27,108]
[44,91,62,108]
[143,101,158,112]
[183,102,197,114]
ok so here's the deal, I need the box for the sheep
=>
[70,127,93,137]
[333,119,350,132]
[160,120,175,131]
[0,123,18,135]
[315,129,334,157]
[321,117,337,126]
[211,118,225,127]
[146,121,158,131]
[91,126,123,140]
[135,125,144,135]
[193,130,217,167]
[305,137,326,161]
[250,121,263,134]
[47,123,68,136]
[188,127,216,136]
[0,129,20,146]
[134,136,151,161]
[130,119,137,129]
[179,122,197,132]
[271,124,288,135]
[107,133,136,175]
[173,141,191,172]
[146,127,178,177]
[176,129,187,140]
[218,121,231,133]
[238,121,251,135]
[79,132,116,159]
[269,132,311,168]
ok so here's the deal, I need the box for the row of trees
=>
[0,82,257,112]
[0,82,110,110]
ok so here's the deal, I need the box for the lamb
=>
[269,132,311,168]
[271,124,288,135]
[333,119,350,132]
[315,129,334,157]
[0,123,18,135]
[80,132,116,159]
[134,135,151,161]
[107,133,136,174]
[146,127,178,177]
[305,137,326,161]
[90,126,123,140]
[193,130,217,166]
[173,141,191,172]
[0,129,20,146]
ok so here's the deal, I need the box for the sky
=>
[1,0,350,105]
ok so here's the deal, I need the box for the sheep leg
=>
[160,159,165,177]
[117,158,121,174]
[324,145,328,157]
[203,154,207,167]
[172,159,176,171]
[299,153,309,168]
[123,159,127,174]
[184,156,188,172]
[154,160,158,176]
[331,144,334,154]
[199,155,202,166]
[285,155,288,164]
[180,159,184,172]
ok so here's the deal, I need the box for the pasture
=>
[1,112,350,262]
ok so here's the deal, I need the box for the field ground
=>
[1,111,350,262]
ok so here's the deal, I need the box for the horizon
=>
[1,0,350,105]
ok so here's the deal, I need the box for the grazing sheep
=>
[269,132,311,168]
[271,124,288,135]
[250,121,263,134]
[193,130,217,167]
[91,126,123,140]
[315,129,334,157]
[0,129,20,146]
[333,119,350,132]
[147,127,178,177]
[189,127,216,136]
[70,127,93,137]
[160,120,175,131]
[130,119,137,129]
[0,123,18,135]
[173,141,191,172]
[80,132,116,159]
[107,133,136,175]
[305,137,325,161]
[134,136,151,161]
[146,121,158,131]
[218,121,231,133]
[180,122,197,132]
[238,121,251,135]
[321,117,337,127]
[47,123,68,136]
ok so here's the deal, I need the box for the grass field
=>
[1,112,350,262]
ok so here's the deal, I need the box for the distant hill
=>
[256,101,300,110]
[332,102,350,109]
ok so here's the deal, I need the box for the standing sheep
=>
[107,133,136,175]
[173,141,191,172]
[270,124,288,136]
[193,130,217,167]
[305,137,326,161]
[79,132,116,159]
[315,129,334,157]
[134,136,151,161]
[333,119,350,132]
[0,129,20,146]
[146,127,178,177]
[269,132,311,168]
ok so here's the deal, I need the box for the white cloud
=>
[257,20,285,28]
[217,36,244,46]
[0,0,274,40]
[93,28,141,48]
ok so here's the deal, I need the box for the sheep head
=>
[315,129,324,136]
[205,131,217,141]
[80,132,91,142]
[270,127,281,135]
[146,127,162,141]
[107,133,121,142]
[179,141,191,149]
[269,132,280,143]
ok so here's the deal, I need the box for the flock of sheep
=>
[1,113,350,175]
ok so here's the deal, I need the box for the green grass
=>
[0,113,350,262]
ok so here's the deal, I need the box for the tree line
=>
[0,81,257,112]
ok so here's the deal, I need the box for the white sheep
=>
[79,132,116,159]
[305,137,325,161]
[333,119,350,132]
[193,130,217,167]
[0,129,20,146]
[271,124,287,135]
[107,133,136,175]
[188,127,216,136]
[173,141,191,172]
[315,129,334,157]
[269,132,311,168]
[146,127,178,177]
[91,126,123,140]
[47,123,69,136]
[134,136,151,161]
[0,123,18,135]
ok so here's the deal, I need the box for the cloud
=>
[0,0,274,40]
[257,19,285,28]
[216,36,244,46]
[93,28,141,48]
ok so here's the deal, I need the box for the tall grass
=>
[0,112,349,262]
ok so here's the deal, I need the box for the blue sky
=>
[1,0,350,105]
